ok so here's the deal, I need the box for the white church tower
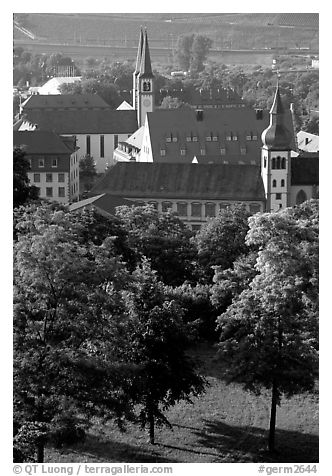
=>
[261,83,293,212]
[132,28,155,128]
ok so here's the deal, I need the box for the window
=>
[160,149,166,156]
[38,158,45,168]
[58,173,65,182]
[166,137,172,143]
[58,187,65,197]
[46,187,53,197]
[191,225,201,232]
[296,189,307,205]
[249,203,261,214]
[46,173,53,182]
[192,136,198,142]
[276,193,282,200]
[281,179,285,187]
[272,158,276,169]
[226,135,232,141]
[220,148,226,156]
[281,157,286,169]
[52,158,58,167]
[113,134,118,150]
[206,136,212,142]
[200,148,206,156]
[205,202,216,217]
[220,203,230,209]
[86,135,91,156]
[177,202,188,216]
[180,149,186,156]
[162,201,172,212]
[186,136,192,142]
[232,135,238,141]
[240,147,246,155]
[172,136,178,143]
[252,135,258,140]
[33,173,40,182]
[191,202,202,217]
[148,201,158,210]
[100,135,104,157]
[212,136,218,142]
[35,187,40,196]
[246,135,252,141]
[272,179,277,188]
[276,156,281,170]
[264,157,267,168]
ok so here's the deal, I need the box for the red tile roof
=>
[91,162,266,201]
[144,107,296,164]
[13,130,77,155]
[21,94,111,110]
[22,109,138,135]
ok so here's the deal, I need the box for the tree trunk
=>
[148,408,155,445]
[268,378,278,452]
[37,441,44,463]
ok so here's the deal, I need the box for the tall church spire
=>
[134,27,144,75]
[139,28,153,78]
[261,81,292,150]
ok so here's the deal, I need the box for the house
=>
[13,130,80,204]
[37,76,82,95]
[81,83,318,230]
[296,131,319,153]
[14,109,138,174]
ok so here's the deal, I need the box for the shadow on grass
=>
[195,419,319,463]
[52,434,177,463]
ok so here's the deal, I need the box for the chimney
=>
[196,109,204,121]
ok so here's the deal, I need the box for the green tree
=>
[194,204,250,283]
[14,204,133,461]
[213,201,319,452]
[190,35,213,74]
[119,260,206,444]
[176,34,194,71]
[13,147,39,208]
[115,205,197,285]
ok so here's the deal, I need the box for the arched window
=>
[296,190,307,205]
[272,158,276,169]
[276,156,281,169]
[272,179,277,187]
[281,179,285,187]
[281,157,286,169]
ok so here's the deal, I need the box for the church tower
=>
[132,28,143,112]
[136,28,155,128]
[261,82,293,212]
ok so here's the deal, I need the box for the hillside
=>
[14,13,319,51]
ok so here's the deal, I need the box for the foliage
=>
[118,260,206,443]
[13,204,133,461]
[115,205,197,285]
[214,201,319,451]
[60,75,122,108]
[13,147,39,208]
[166,283,220,341]
[176,34,213,74]
[194,204,250,283]
[160,96,188,109]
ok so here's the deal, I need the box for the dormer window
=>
[172,136,178,143]
[220,147,226,155]
[200,148,206,156]
[160,149,166,156]
[206,136,212,142]
[212,136,218,141]
[186,136,192,142]
[252,135,258,140]
[192,136,198,142]
[232,135,238,141]
[240,147,246,155]
[180,148,186,156]
[246,135,252,141]
[166,137,172,143]
[226,135,232,141]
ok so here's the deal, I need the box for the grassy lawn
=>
[46,343,318,463]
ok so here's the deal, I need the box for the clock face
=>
[143,98,151,107]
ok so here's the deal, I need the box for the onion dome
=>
[261,83,292,150]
